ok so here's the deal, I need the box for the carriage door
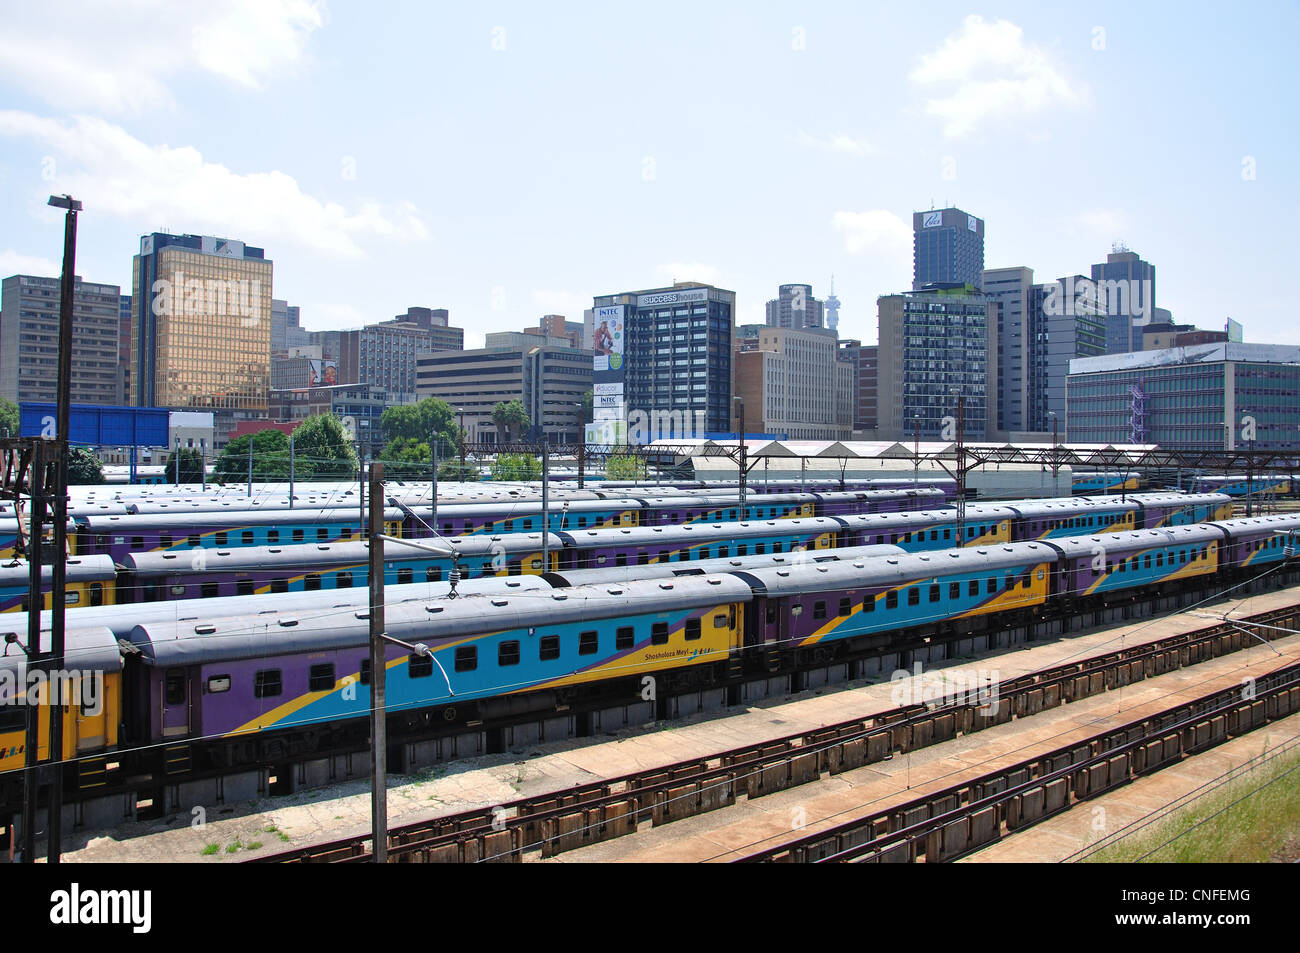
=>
[161,668,191,737]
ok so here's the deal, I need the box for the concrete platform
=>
[49,583,1300,863]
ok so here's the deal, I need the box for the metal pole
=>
[458,410,466,476]
[431,438,439,532]
[542,444,550,569]
[174,438,180,486]
[21,447,45,863]
[1051,414,1059,498]
[955,395,966,544]
[737,399,747,511]
[367,461,387,863]
[289,433,295,509]
[247,436,253,497]
[201,438,207,491]
[47,194,79,864]
[577,438,585,490]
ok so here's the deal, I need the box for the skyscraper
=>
[913,207,985,290]
[765,283,825,330]
[131,233,272,413]
[983,266,1034,434]
[1090,247,1156,354]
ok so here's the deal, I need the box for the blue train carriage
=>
[0,518,19,560]
[73,507,406,562]
[406,498,643,537]
[1045,525,1223,605]
[1071,471,1142,495]
[1133,492,1234,527]
[835,506,1016,552]
[117,533,564,602]
[1003,498,1138,539]
[1218,514,1300,575]
[810,487,947,516]
[0,555,117,612]
[554,517,842,571]
[731,543,1054,670]
[632,493,815,526]
[0,625,123,804]
[123,575,755,770]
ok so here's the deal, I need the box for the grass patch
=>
[262,825,278,834]
[225,840,243,854]
[247,841,262,850]
[201,843,219,856]
[1085,743,1300,863]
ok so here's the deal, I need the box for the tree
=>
[379,437,433,481]
[292,414,358,479]
[579,390,592,425]
[491,453,541,481]
[438,459,479,482]
[214,429,291,483]
[605,451,647,480]
[68,447,104,485]
[163,447,206,483]
[381,398,463,475]
[491,400,529,442]
[0,397,18,439]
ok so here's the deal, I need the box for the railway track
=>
[251,601,1300,863]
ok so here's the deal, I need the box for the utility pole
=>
[174,437,180,486]
[247,437,253,497]
[913,413,921,490]
[954,395,966,544]
[367,461,387,862]
[430,436,438,531]
[542,444,550,570]
[21,446,46,863]
[289,433,295,509]
[1049,412,1059,498]
[734,397,747,511]
[458,408,466,478]
[46,193,80,863]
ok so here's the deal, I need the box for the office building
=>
[338,307,464,405]
[1,274,121,406]
[271,298,309,357]
[1029,276,1107,433]
[876,285,996,441]
[983,266,1034,434]
[734,326,854,439]
[913,207,985,290]
[416,344,593,444]
[1090,248,1156,354]
[765,283,825,330]
[1067,343,1300,450]
[524,314,584,349]
[270,382,389,458]
[591,282,736,436]
[130,232,273,413]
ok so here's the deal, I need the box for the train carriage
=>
[835,506,1015,551]
[1004,498,1139,540]
[1216,515,1300,573]
[0,555,117,612]
[1044,526,1223,599]
[554,517,842,571]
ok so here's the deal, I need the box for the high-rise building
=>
[1,274,121,406]
[1090,248,1156,354]
[271,298,308,357]
[1067,343,1300,450]
[130,233,273,413]
[1030,276,1107,432]
[876,286,996,441]
[118,293,132,404]
[338,307,464,405]
[523,314,584,349]
[982,266,1034,434]
[913,207,985,290]
[734,326,854,439]
[416,344,593,443]
[765,283,825,330]
[591,282,735,436]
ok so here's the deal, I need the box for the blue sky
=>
[1,1,1297,347]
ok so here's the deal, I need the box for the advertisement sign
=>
[593,382,624,397]
[585,419,627,445]
[592,305,624,372]
[968,215,978,232]
[922,211,942,228]
[636,288,709,308]
[309,359,338,387]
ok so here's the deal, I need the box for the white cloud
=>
[832,209,911,259]
[0,1,324,115]
[0,111,427,259]
[0,249,62,278]
[910,15,1086,138]
[654,262,722,286]
[797,130,877,158]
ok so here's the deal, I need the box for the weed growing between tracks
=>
[1084,743,1300,862]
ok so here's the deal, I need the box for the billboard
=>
[309,359,338,387]
[592,305,624,374]
[20,403,170,447]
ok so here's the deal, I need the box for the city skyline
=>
[1,3,1297,348]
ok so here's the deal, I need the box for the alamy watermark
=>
[151,271,262,327]
[0,667,104,716]
[890,662,1001,715]
[1042,275,1153,325]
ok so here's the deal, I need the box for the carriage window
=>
[293,529,304,542]
[987,577,996,593]
[426,567,442,582]
[1022,575,1031,589]
[636,551,648,565]
[242,531,254,544]
[970,580,979,596]
[685,619,701,641]
[862,596,875,613]
[766,604,777,624]
[454,646,477,672]
[886,591,898,610]
[309,664,335,692]
[409,654,433,678]
[132,536,144,549]
[539,636,560,661]
[305,574,322,591]
[214,532,227,546]
[318,527,329,541]
[268,530,279,544]
[201,582,219,599]
[254,670,282,698]
[651,622,670,645]
[499,641,521,666]
[949,582,960,599]
[737,544,747,556]
[929,584,940,603]
[616,626,634,650]
[397,568,413,585]
[338,571,353,589]
[271,579,288,593]
[755,543,766,554]
[773,542,783,553]
[908,588,920,606]
[615,553,628,567]
[718,546,729,559]
[838,598,851,617]
[236,579,254,596]
[165,671,186,705]
[159,534,173,548]
[169,585,186,597]
[188,534,201,547]
[580,630,599,654]
[360,660,371,685]
[206,675,231,694]
[813,601,827,620]
[504,520,515,532]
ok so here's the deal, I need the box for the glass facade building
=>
[913,208,985,290]
[1067,344,1300,450]
[131,233,272,413]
